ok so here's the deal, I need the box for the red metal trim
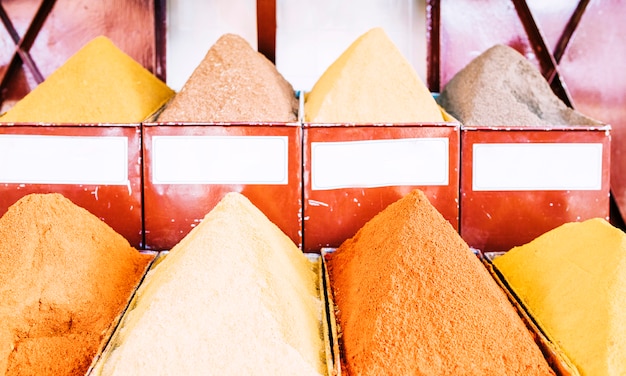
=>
[426,0,441,92]
[0,4,43,84]
[511,0,573,107]
[154,0,167,82]
[0,0,57,106]
[552,0,589,64]
[256,0,276,63]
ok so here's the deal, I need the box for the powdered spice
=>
[327,189,554,375]
[157,34,298,122]
[304,27,444,123]
[0,36,174,124]
[437,44,602,127]
[93,192,325,375]
[0,193,153,375]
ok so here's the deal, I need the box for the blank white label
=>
[0,135,128,184]
[152,135,289,184]
[473,143,603,191]
[311,138,449,190]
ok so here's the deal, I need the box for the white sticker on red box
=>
[472,143,603,191]
[151,135,289,184]
[311,138,449,190]
[0,135,128,184]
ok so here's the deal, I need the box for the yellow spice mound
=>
[93,192,325,375]
[0,36,174,123]
[493,218,626,376]
[304,27,444,123]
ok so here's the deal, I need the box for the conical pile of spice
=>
[93,192,325,375]
[157,34,298,122]
[304,27,444,123]
[437,44,602,126]
[493,218,626,376]
[0,36,174,123]
[327,189,554,375]
[0,193,153,375]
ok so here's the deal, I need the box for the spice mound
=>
[493,218,626,376]
[327,189,554,375]
[0,193,153,375]
[304,27,444,123]
[0,36,174,123]
[93,192,325,375]
[437,44,602,127]
[157,33,298,122]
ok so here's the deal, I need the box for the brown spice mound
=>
[327,189,554,375]
[0,193,152,375]
[157,34,298,122]
[437,44,602,126]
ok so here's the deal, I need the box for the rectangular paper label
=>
[472,143,603,191]
[0,135,128,184]
[311,138,449,190]
[152,135,289,184]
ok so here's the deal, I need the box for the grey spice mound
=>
[437,44,602,127]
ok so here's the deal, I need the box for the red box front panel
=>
[460,126,611,252]
[0,124,143,247]
[143,123,302,251]
[303,123,460,252]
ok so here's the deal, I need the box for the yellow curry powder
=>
[327,189,554,375]
[0,36,174,123]
[304,27,444,124]
[0,193,153,375]
[493,218,626,376]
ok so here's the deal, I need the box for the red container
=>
[0,123,143,247]
[142,122,303,251]
[302,115,460,253]
[461,125,611,252]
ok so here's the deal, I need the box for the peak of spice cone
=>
[304,27,444,123]
[437,44,602,127]
[93,192,325,375]
[0,193,152,375]
[493,218,626,376]
[0,36,174,123]
[157,34,298,122]
[327,189,555,375]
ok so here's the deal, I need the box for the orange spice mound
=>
[327,189,554,375]
[157,33,298,122]
[0,193,152,375]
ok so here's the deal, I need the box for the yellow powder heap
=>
[493,218,626,376]
[304,27,444,123]
[0,193,152,375]
[157,33,298,122]
[93,192,325,375]
[0,36,174,123]
[327,189,554,375]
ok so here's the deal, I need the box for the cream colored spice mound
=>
[0,193,152,376]
[305,27,444,124]
[157,33,298,122]
[94,192,325,375]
